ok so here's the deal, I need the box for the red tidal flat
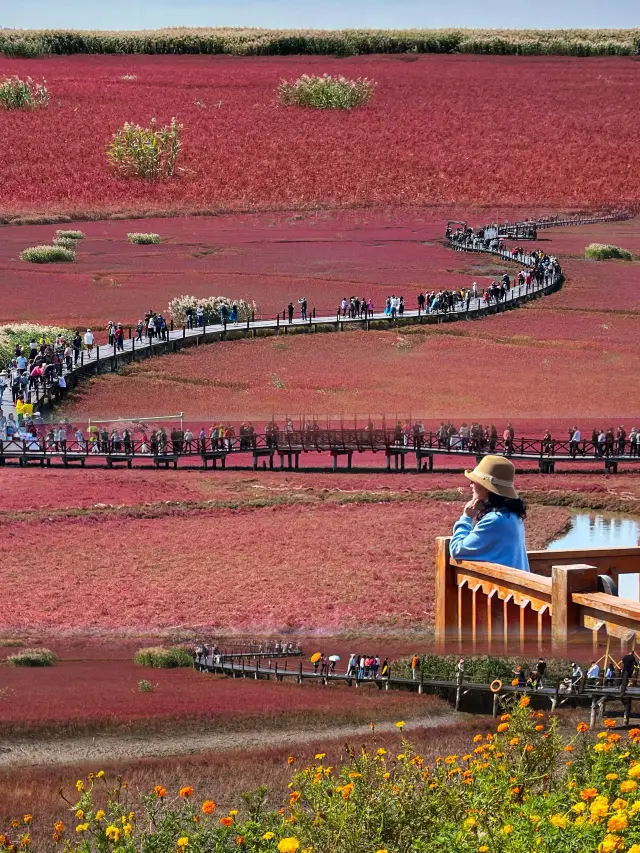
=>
[0,54,638,218]
[0,501,568,633]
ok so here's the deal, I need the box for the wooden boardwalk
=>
[3,429,640,473]
[195,652,640,727]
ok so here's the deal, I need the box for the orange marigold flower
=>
[564,744,574,752]
[473,735,483,743]
[154,785,167,798]
[519,695,531,707]
[581,788,599,800]
[606,774,619,781]
[202,801,216,815]
[179,787,194,799]
[500,714,511,722]
[604,719,616,728]
[235,836,245,845]
[577,722,589,733]
[220,817,233,828]
[607,813,628,833]
[509,737,520,746]
[53,823,64,834]
[535,725,544,732]
[287,756,296,765]
[621,780,638,793]
[497,723,509,733]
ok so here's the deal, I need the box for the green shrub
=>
[167,294,255,325]
[0,323,75,371]
[278,73,376,109]
[0,76,49,110]
[584,242,633,261]
[6,647,58,667]
[20,245,75,263]
[128,232,162,244]
[0,38,46,58]
[134,646,193,668]
[53,236,76,249]
[393,653,573,683]
[107,117,182,179]
[55,229,85,240]
[137,679,154,692]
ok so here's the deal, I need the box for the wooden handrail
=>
[452,557,553,596]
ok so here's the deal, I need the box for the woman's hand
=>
[463,497,485,519]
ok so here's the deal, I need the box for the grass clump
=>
[0,76,49,110]
[137,679,154,692]
[134,646,193,668]
[107,117,182,179]
[0,639,24,648]
[55,229,85,240]
[0,38,46,58]
[20,245,75,263]
[128,232,162,244]
[6,647,58,667]
[278,73,376,109]
[584,243,633,261]
[53,236,77,249]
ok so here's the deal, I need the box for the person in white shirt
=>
[570,427,581,459]
[84,329,94,354]
[587,661,600,685]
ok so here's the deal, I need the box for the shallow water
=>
[547,511,640,600]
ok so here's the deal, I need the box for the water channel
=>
[547,511,640,600]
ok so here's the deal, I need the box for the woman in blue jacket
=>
[450,455,529,572]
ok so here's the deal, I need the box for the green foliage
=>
[55,229,85,240]
[137,679,154,692]
[128,232,162,244]
[0,28,638,56]
[0,323,75,371]
[584,243,633,261]
[0,37,46,58]
[20,245,75,263]
[134,646,193,668]
[278,74,376,109]
[53,236,77,249]
[17,699,640,853]
[393,653,573,683]
[167,295,255,325]
[6,647,58,667]
[0,76,49,110]
[107,117,182,179]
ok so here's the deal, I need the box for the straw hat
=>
[465,455,518,499]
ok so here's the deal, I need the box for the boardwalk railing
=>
[3,428,640,473]
[435,536,640,655]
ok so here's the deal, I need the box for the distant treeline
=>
[1,28,639,57]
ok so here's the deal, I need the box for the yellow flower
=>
[606,773,619,781]
[445,755,458,764]
[571,802,587,813]
[627,846,640,853]
[607,813,628,832]
[549,814,567,829]
[590,796,610,821]
[277,839,300,853]
[75,824,89,834]
[96,771,105,778]
[229,810,238,817]
[479,848,489,853]
[105,825,120,842]
[376,748,387,757]
[621,780,638,793]
[594,743,611,753]
[501,824,514,834]
[463,817,477,830]
[375,850,389,853]
[395,721,406,729]
[628,764,640,779]
[75,780,84,792]
[22,817,32,827]
[123,824,133,837]
[95,811,105,821]
[599,835,624,853]
[262,833,275,841]
[75,811,84,820]
[314,753,326,760]
[177,837,189,848]
[612,798,627,811]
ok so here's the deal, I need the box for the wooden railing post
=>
[435,536,457,652]
[551,564,599,654]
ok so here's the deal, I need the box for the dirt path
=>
[0,713,464,769]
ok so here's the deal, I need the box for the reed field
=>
[1,28,639,56]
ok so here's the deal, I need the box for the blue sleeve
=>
[450,513,502,561]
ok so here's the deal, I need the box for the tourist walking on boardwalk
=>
[570,426,581,458]
[115,324,124,351]
[346,653,357,677]
[620,650,637,695]
[84,328,94,355]
[135,321,144,342]
[449,456,529,572]
[411,653,420,681]
[298,297,307,321]
[287,302,294,324]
